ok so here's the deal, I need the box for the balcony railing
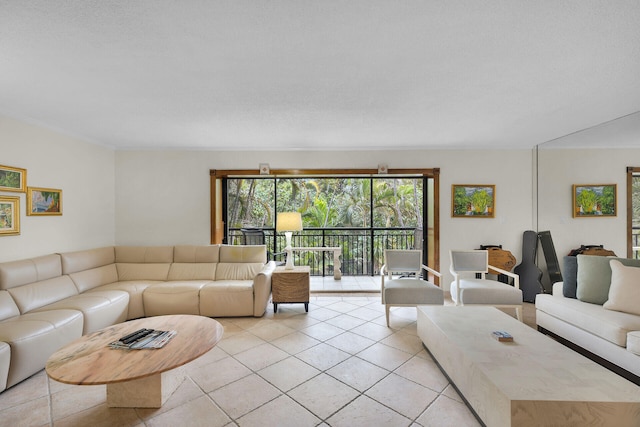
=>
[228,227,421,276]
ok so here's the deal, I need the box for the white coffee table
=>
[417,306,640,427]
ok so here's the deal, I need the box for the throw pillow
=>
[603,260,640,315]
[576,255,640,305]
[562,256,578,298]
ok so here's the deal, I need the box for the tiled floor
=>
[310,275,380,292]
[0,290,533,427]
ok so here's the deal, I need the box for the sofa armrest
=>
[253,261,276,316]
[552,281,564,296]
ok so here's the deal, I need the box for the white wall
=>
[0,116,115,262]
[115,148,534,289]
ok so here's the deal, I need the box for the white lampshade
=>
[276,212,303,232]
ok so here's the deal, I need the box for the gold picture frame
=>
[572,184,616,217]
[27,187,62,216]
[0,164,27,192]
[452,184,495,218]
[0,196,20,235]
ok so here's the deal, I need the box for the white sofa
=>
[535,254,640,384]
[0,244,274,392]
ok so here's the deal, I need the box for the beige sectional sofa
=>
[0,244,274,392]
[535,255,640,384]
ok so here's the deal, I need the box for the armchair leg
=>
[515,306,523,322]
[385,305,390,327]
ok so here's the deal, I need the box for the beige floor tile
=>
[415,394,482,427]
[0,371,49,411]
[323,301,361,313]
[275,314,321,330]
[326,394,411,427]
[394,355,450,393]
[236,394,320,427]
[346,306,384,321]
[326,357,389,392]
[381,330,425,355]
[247,321,296,341]
[306,306,342,321]
[366,373,438,419]
[295,343,351,371]
[270,331,321,354]
[257,357,320,392]
[324,313,367,330]
[54,404,141,427]
[349,320,395,341]
[191,356,252,392]
[325,331,376,354]
[233,342,290,371]
[0,395,51,427]
[136,377,204,420]
[288,373,360,419]
[145,395,231,427]
[441,384,464,403]
[209,374,281,419]
[300,322,345,341]
[51,383,106,420]
[216,330,266,355]
[357,342,413,371]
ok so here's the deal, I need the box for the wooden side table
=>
[271,265,310,313]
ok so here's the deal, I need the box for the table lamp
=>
[276,212,303,269]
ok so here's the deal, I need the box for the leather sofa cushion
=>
[628,332,640,356]
[60,246,115,275]
[216,263,264,281]
[167,263,217,281]
[0,342,9,392]
[173,245,220,263]
[200,280,254,317]
[8,275,79,314]
[143,281,209,316]
[89,281,161,320]
[0,254,62,290]
[69,264,119,293]
[0,309,83,388]
[33,290,129,334]
[116,263,170,281]
[0,291,20,321]
[219,245,266,263]
[536,293,640,347]
[115,246,174,263]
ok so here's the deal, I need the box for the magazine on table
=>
[108,328,177,350]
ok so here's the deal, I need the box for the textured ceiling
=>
[1,1,639,151]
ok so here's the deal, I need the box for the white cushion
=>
[628,332,640,356]
[384,279,443,305]
[452,278,522,305]
[603,260,640,315]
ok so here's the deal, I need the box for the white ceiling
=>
[1,1,639,151]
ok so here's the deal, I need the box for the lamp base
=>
[284,231,295,269]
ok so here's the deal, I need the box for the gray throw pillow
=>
[562,256,578,299]
[576,255,640,305]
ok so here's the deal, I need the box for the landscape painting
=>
[0,196,20,235]
[27,187,62,216]
[0,164,27,192]
[452,185,495,218]
[573,184,616,217]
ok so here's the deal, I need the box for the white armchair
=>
[449,250,523,321]
[381,250,443,327]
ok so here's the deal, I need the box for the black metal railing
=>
[633,227,640,259]
[228,227,420,276]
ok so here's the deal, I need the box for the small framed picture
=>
[452,184,495,218]
[27,187,62,216]
[572,184,616,217]
[0,164,27,192]
[0,196,20,235]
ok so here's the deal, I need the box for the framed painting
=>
[0,164,27,192]
[452,184,495,218]
[27,187,62,216]
[572,184,616,217]
[0,196,20,235]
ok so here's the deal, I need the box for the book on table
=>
[109,328,177,350]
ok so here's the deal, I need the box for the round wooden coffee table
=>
[46,314,223,408]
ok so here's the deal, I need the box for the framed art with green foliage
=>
[0,196,20,235]
[0,164,27,192]
[452,185,495,218]
[572,184,616,217]
[27,187,62,216]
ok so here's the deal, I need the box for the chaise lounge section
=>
[0,244,274,392]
